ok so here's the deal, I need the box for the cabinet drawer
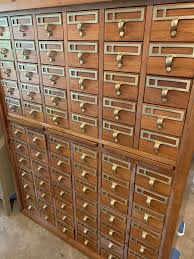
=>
[101,207,127,232]
[68,41,98,69]
[12,139,29,155]
[54,184,73,202]
[102,153,131,182]
[101,191,128,215]
[105,7,145,41]
[45,107,69,129]
[39,41,65,66]
[141,104,185,137]
[103,120,134,147]
[71,91,98,117]
[151,4,194,42]
[27,130,46,150]
[67,11,99,40]
[101,222,125,244]
[103,98,136,125]
[22,191,36,206]
[31,159,49,178]
[34,174,51,193]
[36,189,53,204]
[51,169,72,189]
[104,71,139,101]
[69,68,98,94]
[77,233,97,252]
[0,61,16,80]
[71,113,98,138]
[38,200,54,215]
[73,162,97,185]
[41,65,66,89]
[16,153,30,169]
[57,220,74,239]
[1,79,19,99]
[104,42,142,72]
[44,87,67,109]
[130,221,161,249]
[135,165,173,196]
[40,210,55,225]
[18,62,39,84]
[50,153,71,173]
[11,15,34,39]
[77,223,97,242]
[134,185,168,214]
[55,199,73,216]
[144,75,191,109]
[72,144,97,169]
[10,123,27,141]
[76,209,97,229]
[18,168,33,183]
[101,249,120,259]
[139,130,180,160]
[101,236,124,258]
[76,196,97,216]
[128,249,145,259]
[56,210,74,228]
[75,179,97,201]
[21,83,42,104]
[147,43,194,77]
[36,13,63,40]
[5,97,22,116]
[49,135,70,157]
[30,146,48,164]
[132,203,165,232]
[15,41,37,63]
[0,17,10,39]
[23,201,37,214]
[0,40,13,61]
[20,180,35,195]
[129,237,158,259]
[102,172,130,199]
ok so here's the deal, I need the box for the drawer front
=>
[38,200,54,215]
[20,180,35,195]
[71,113,98,138]
[27,130,46,150]
[105,7,145,41]
[132,203,165,232]
[18,168,33,183]
[39,41,65,66]
[102,153,132,181]
[18,62,39,84]
[77,223,97,242]
[50,153,71,173]
[67,11,99,40]
[11,15,34,39]
[77,233,97,252]
[135,165,173,196]
[15,41,37,63]
[151,4,194,42]
[44,87,67,109]
[23,201,37,214]
[10,123,27,141]
[49,135,70,157]
[101,207,127,231]
[34,175,51,193]
[141,104,185,137]
[69,68,98,94]
[16,154,31,169]
[144,75,191,109]
[103,98,136,125]
[104,42,142,72]
[101,236,124,258]
[56,210,74,228]
[51,169,72,189]
[5,97,22,116]
[134,185,168,214]
[73,162,97,185]
[76,209,97,229]
[54,184,73,202]
[45,107,69,129]
[147,43,194,77]
[76,196,97,216]
[55,199,73,216]
[102,172,130,199]
[36,189,53,204]
[0,40,13,61]
[103,72,139,101]
[0,17,10,39]
[101,191,128,215]
[71,91,98,117]
[41,65,66,89]
[31,159,49,178]
[72,144,97,169]
[30,146,48,164]
[1,79,20,99]
[101,223,125,244]
[13,139,29,155]
[75,179,97,201]
[21,83,42,104]
[130,221,161,249]
[139,129,180,160]
[101,249,120,259]
[68,41,98,69]
[36,13,63,40]
[22,191,36,206]
[0,61,16,80]
[103,120,134,147]
[57,221,74,239]
[40,210,55,225]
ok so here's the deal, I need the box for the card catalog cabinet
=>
[1,1,194,259]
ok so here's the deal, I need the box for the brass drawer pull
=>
[19,157,25,163]
[81,170,88,178]
[45,23,53,36]
[21,172,26,176]
[83,215,88,221]
[27,91,35,100]
[154,142,161,154]
[25,194,30,200]
[109,229,115,236]
[84,239,88,245]
[156,117,164,129]
[83,227,88,234]
[49,74,57,85]
[9,105,16,112]
[149,177,155,187]
[0,27,5,36]
[7,88,14,95]
[78,78,85,90]
[57,160,64,167]
[115,83,123,96]
[78,52,85,64]
[18,24,27,36]
[110,198,116,206]
[0,48,8,57]
[61,203,66,209]
[112,164,118,172]
[108,255,113,259]
[109,215,115,222]
[118,20,125,37]
[146,196,153,206]
[25,71,33,80]
[142,231,147,239]
[170,19,179,38]
[165,55,174,72]
[32,137,39,145]
[47,50,56,62]
[56,144,62,151]
[144,213,149,222]
[3,68,11,77]
[108,242,113,249]
[44,216,48,221]
[112,131,120,143]
[23,184,28,189]
[77,22,84,37]
[43,204,47,210]
[14,130,21,137]
[80,123,86,132]
[35,152,41,158]
[60,190,65,197]
[81,153,87,161]
[62,215,67,221]
[53,116,60,125]
[41,193,46,198]
[39,180,45,186]
[16,144,23,150]
[51,96,59,106]
[82,186,88,193]
[83,202,88,208]
[62,227,67,233]
[111,182,118,190]
[80,102,86,112]
[140,246,145,254]
[117,53,123,68]
[22,49,30,59]
[58,175,64,182]
[27,205,32,210]
[37,166,43,172]
[114,108,122,120]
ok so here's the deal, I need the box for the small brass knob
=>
[45,23,53,36]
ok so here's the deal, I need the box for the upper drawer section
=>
[67,11,99,40]
[0,17,10,39]
[151,4,194,42]
[105,7,145,41]
[36,13,63,40]
[11,15,34,39]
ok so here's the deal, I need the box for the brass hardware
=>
[83,228,88,234]
[108,242,113,249]
[45,23,53,37]
[32,137,39,145]
[80,123,86,132]
[140,246,145,254]
[108,255,113,259]
[56,144,62,152]
[78,52,85,65]
[144,213,149,222]
[170,19,179,38]
[149,177,155,187]
[0,27,4,36]
[3,68,11,77]
[112,131,120,143]
[22,49,30,59]
[57,160,64,167]
[62,215,67,221]
[60,190,65,197]
[142,231,147,239]
[19,157,24,163]
[82,186,88,193]
[27,91,35,100]
[44,216,48,221]
[165,55,174,72]
[156,117,164,129]
[7,88,14,95]
[35,152,41,158]
[17,144,22,150]
[23,184,28,189]
[83,202,88,208]
[58,175,64,182]
[9,105,17,112]
[25,195,30,200]
[41,193,46,198]
[154,141,161,154]
[37,166,43,172]
[43,204,47,210]
[49,74,57,85]
[118,20,125,37]
[77,22,84,37]
[51,96,59,106]
[111,182,118,190]
[0,48,8,57]
[62,227,67,233]
[117,53,123,68]
[47,50,57,62]
[25,71,33,81]
[27,205,32,210]
[114,108,122,120]
[109,215,115,223]
[84,239,88,245]
[21,172,26,176]
[146,196,152,206]
[18,25,27,36]
[81,153,87,161]
[110,199,116,206]
[61,203,66,209]
[161,89,169,103]
[80,102,86,112]
[108,229,115,236]
[53,116,60,125]
[115,83,123,96]
[78,78,85,90]
[112,164,118,173]
[14,130,21,137]
[83,215,88,221]
[39,180,44,186]
[81,170,88,178]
